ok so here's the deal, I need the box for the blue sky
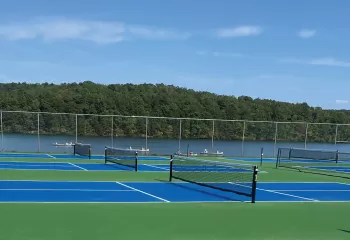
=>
[1,0,350,110]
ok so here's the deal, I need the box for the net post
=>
[260,147,263,166]
[251,165,258,203]
[88,145,91,159]
[276,148,280,168]
[288,147,292,160]
[335,150,338,164]
[135,151,138,172]
[186,144,189,157]
[169,155,173,182]
[104,146,107,164]
[73,143,76,155]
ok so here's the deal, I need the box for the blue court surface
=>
[0,153,168,161]
[0,161,170,172]
[0,180,349,203]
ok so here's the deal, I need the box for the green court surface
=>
[0,155,349,240]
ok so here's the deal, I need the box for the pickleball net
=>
[169,155,259,203]
[104,146,138,171]
[276,147,350,179]
[73,143,91,159]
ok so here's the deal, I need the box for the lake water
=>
[1,133,350,158]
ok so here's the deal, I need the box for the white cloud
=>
[196,51,245,58]
[196,51,207,56]
[280,57,350,68]
[336,100,349,104]
[0,18,190,44]
[212,52,245,57]
[298,29,316,38]
[308,57,350,67]
[128,26,190,40]
[215,26,262,38]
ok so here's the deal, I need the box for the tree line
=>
[0,81,350,143]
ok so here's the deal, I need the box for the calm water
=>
[1,133,350,157]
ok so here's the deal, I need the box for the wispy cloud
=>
[0,18,191,44]
[280,57,350,68]
[298,29,316,38]
[215,26,262,38]
[196,51,245,58]
[336,100,349,104]
[195,51,208,56]
[308,58,350,67]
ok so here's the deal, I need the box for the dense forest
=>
[1,81,350,143]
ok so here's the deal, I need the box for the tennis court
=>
[0,147,349,240]
[0,152,168,160]
[0,180,349,203]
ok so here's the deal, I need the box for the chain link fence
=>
[0,110,349,156]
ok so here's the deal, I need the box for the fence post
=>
[211,120,215,151]
[37,113,40,152]
[75,114,78,143]
[334,124,338,145]
[145,117,148,150]
[304,123,309,149]
[273,122,278,157]
[241,121,246,156]
[178,119,182,152]
[111,116,114,147]
[0,111,3,152]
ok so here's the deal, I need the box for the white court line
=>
[142,163,169,171]
[257,182,344,184]
[277,190,350,192]
[0,189,134,192]
[230,180,319,202]
[0,168,85,172]
[68,162,88,171]
[256,187,318,201]
[0,163,72,168]
[335,182,350,186]
[115,182,170,203]
[46,154,56,159]
[0,179,347,185]
[0,200,349,204]
[0,168,164,173]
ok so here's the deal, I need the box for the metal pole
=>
[145,117,148,149]
[304,123,309,149]
[75,114,78,143]
[242,121,246,156]
[0,111,3,152]
[178,120,182,152]
[274,122,278,157]
[111,116,114,147]
[211,120,215,151]
[335,124,338,145]
[37,113,40,152]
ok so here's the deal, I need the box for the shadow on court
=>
[155,179,246,202]
[338,229,350,234]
